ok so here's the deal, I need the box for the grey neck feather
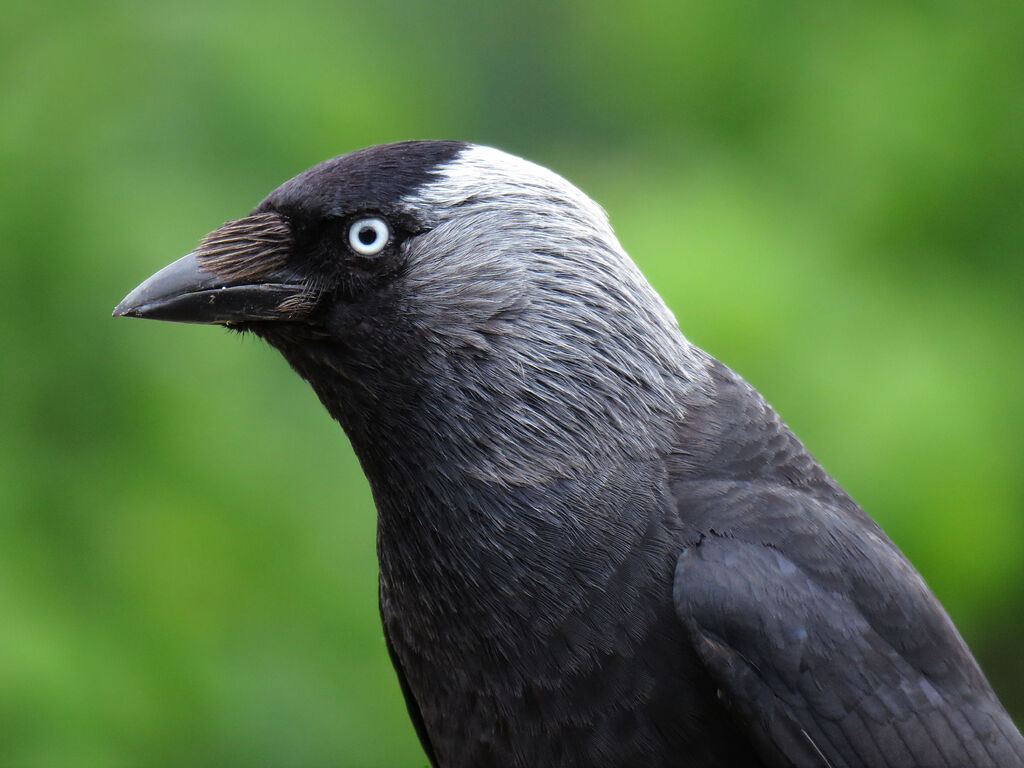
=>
[370,145,716,488]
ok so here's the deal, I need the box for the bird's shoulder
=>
[661,359,1023,766]
[664,358,962,670]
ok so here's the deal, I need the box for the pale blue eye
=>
[348,217,390,256]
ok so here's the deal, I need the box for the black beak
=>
[112,252,309,324]
[113,213,312,325]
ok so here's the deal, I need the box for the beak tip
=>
[112,289,148,318]
[112,252,205,322]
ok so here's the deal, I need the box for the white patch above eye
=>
[348,216,390,255]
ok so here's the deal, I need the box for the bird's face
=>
[113,141,465,331]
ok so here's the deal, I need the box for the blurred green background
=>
[2,0,1022,765]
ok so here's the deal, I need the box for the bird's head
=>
[115,141,710,485]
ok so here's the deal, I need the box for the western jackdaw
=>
[114,141,1024,767]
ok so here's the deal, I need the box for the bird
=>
[114,140,1024,767]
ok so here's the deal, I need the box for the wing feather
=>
[672,484,1024,767]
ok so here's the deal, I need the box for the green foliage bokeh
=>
[1,1,1022,765]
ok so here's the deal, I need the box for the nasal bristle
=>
[196,212,292,281]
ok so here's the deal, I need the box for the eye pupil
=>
[358,226,377,245]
